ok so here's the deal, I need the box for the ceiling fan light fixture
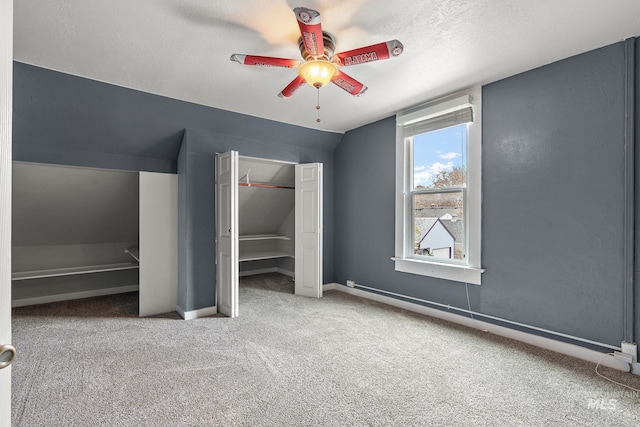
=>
[298,59,337,88]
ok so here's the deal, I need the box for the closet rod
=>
[238,182,294,189]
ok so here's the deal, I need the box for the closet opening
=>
[216,151,323,318]
[238,156,296,284]
[11,162,140,311]
[11,162,178,317]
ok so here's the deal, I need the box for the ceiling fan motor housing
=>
[299,31,337,61]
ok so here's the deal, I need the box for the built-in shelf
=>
[239,234,291,242]
[239,251,294,262]
[11,263,140,281]
[12,284,140,308]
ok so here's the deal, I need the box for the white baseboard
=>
[177,269,294,320]
[11,285,140,308]
[323,283,336,291]
[275,268,294,277]
[240,267,294,278]
[176,304,217,320]
[328,283,630,372]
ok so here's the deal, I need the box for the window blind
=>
[401,106,474,138]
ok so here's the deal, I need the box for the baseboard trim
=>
[240,267,294,278]
[176,304,217,320]
[323,283,336,291]
[11,285,140,308]
[328,283,630,372]
[275,268,294,278]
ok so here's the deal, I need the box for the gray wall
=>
[636,39,640,349]
[12,62,341,173]
[13,62,340,312]
[334,40,639,348]
[481,41,630,346]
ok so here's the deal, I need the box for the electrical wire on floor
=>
[595,352,640,392]
[463,270,639,391]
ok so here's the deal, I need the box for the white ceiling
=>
[13,0,640,134]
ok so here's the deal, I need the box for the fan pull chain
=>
[316,87,321,123]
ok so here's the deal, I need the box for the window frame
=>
[393,87,484,285]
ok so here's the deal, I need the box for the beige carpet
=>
[10,273,640,426]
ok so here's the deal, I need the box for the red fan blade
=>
[278,75,307,98]
[332,40,404,66]
[230,54,300,68]
[294,7,324,57]
[330,70,368,96]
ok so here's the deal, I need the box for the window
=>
[394,87,483,284]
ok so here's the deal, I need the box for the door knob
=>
[0,344,16,369]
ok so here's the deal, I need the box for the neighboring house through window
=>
[415,217,455,259]
[394,87,484,284]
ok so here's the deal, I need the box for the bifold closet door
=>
[295,163,323,298]
[216,151,239,318]
[139,172,178,317]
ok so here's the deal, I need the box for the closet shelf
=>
[11,263,140,281]
[239,251,294,262]
[239,234,291,241]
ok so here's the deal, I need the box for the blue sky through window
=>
[413,124,467,188]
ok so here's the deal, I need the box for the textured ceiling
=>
[13,0,640,133]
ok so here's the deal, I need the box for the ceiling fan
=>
[230,6,403,109]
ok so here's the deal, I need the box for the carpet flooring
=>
[10,273,640,426]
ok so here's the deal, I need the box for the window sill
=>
[392,257,484,285]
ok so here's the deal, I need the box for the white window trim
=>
[394,86,484,285]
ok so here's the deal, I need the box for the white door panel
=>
[0,0,13,423]
[295,163,323,298]
[139,172,178,317]
[216,151,239,317]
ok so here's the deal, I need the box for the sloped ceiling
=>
[13,0,640,133]
[12,163,139,246]
[238,158,295,236]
